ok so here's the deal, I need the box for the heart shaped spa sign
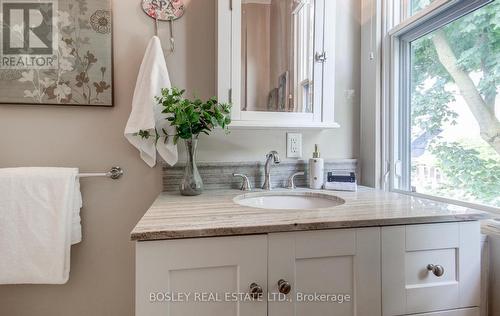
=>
[141,0,187,21]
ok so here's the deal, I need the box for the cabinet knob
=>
[249,282,263,299]
[427,264,445,277]
[278,279,291,294]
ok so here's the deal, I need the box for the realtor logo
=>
[0,0,58,69]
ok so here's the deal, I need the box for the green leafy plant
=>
[137,88,232,144]
[430,142,500,206]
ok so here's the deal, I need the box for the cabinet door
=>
[382,222,481,316]
[268,228,381,316]
[136,235,267,316]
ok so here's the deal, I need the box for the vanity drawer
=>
[382,222,481,316]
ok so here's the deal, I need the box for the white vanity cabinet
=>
[381,221,481,316]
[136,235,268,316]
[268,228,381,316]
[135,222,481,316]
[136,227,381,316]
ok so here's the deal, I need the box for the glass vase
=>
[179,136,203,196]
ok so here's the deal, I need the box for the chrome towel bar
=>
[78,166,124,180]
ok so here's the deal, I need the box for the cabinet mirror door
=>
[218,0,338,128]
[241,0,314,115]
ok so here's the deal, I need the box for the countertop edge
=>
[130,213,489,242]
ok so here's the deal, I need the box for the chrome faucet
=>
[233,173,252,191]
[287,171,305,189]
[262,151,281,190]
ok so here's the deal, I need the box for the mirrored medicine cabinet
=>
[217,0,339,129]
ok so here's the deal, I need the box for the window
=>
[391,0,500,210]
[409,0,435,16]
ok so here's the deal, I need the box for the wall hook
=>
[142,0,186,21]
[142,0,186,52]
[169,19,175,52]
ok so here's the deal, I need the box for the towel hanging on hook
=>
[142,0,187,52]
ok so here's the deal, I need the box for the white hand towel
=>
[0,167,82,284]
[125,36,178,167]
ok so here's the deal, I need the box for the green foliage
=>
[156,88,231,143]
[411,2,500,206]
[137,129,158,142]
[136,88,231,144]
[412,0,500,105]
[430,142,500,206]
[444,2,500,104]
[411,79,457,136]
[410,26,457,136]
[410,0,434,15]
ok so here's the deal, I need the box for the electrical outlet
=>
[287,133,302,158]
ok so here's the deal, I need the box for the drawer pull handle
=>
[427,264,445,277]
[249,282,263,299]
[278,279,292,295]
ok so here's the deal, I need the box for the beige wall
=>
[360,0,382,187]
[0,0,360,315]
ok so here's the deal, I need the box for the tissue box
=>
[324,171,357,192]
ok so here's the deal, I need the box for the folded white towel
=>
[0,167,82,284]
[125,36,178,167]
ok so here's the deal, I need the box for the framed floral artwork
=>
[0,0,113,106]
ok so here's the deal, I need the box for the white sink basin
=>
[234,192,345,210]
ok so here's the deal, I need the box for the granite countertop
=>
[130,187,490,241]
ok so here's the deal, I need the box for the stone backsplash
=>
[163,159,358,191]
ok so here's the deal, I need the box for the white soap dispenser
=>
[308,144,324,189]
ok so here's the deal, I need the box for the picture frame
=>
[0,0,114,106]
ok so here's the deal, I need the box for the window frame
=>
[385,0,500,213]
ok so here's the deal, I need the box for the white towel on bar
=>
[0,167,82,284]
[124,36,178,167]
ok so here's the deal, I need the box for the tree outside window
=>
[409,1,500,207]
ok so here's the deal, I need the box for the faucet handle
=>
[287,171,305,189]
[233,173,252,191]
